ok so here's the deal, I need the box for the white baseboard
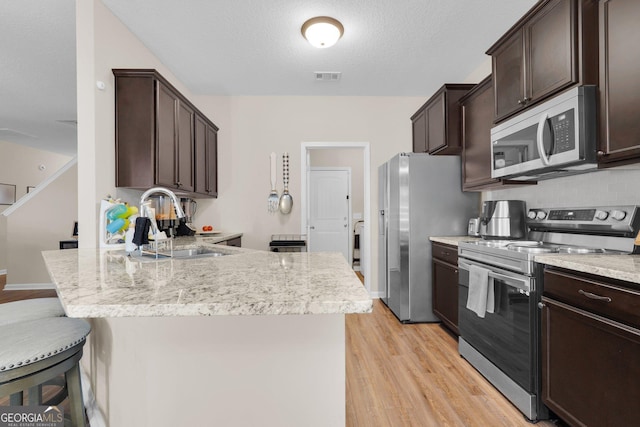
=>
[369,291,385,299]
[3,283,56,290]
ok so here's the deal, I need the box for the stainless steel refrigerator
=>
[378,153,479,323]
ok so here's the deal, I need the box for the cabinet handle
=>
[597,150,605,157]
[443,251,450,256]
[578,289,612,302]
[523,97,531,103]
[538,302,545,309]
[517,99,524,105]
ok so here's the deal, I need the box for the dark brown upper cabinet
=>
[156,83,194,192]
[487,0,598,123]
[460,76,537,191]
[194,114,218,197]
[597,0,640,166]
[411,109,427,153]
[411,84,474,155]
[113,69,218,198]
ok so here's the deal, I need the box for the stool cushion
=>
[0,298,65,326]
[0,317,90,372]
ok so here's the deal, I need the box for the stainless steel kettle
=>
[480,200,527,240]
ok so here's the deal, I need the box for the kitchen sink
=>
[172,247,228,258]
[130,246,230,262]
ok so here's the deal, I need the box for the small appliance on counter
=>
[177,198,197,236]
[467,218,481,236]
[480,200,527,240]
[150,196,197,237]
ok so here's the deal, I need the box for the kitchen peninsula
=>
[42,240,372,427]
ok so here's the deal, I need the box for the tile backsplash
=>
[485,167,640,208]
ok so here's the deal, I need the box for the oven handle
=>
[459,260,531,293]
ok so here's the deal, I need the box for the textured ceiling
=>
[103,0,537,96]
[1,0,537,155]
[1,0,76,155]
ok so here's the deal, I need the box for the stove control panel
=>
[546,209,596,221]
[527,205,640,235]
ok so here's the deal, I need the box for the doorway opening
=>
[308,167,352,264]
[300,142,371,295]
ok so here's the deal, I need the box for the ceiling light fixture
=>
[301,16,344,48]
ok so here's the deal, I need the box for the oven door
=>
[458,258,536,393]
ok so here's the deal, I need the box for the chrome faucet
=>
[139,187,186,237]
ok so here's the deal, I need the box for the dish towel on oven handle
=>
[466,264,495,318]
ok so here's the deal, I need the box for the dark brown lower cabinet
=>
[225,237,241,247]
[432,242,459,335]
[542,268,640,426]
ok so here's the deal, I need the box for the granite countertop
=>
[194,231,242,244]
[535,254,640,284]
[41,239,372,318]
[429,236,481,247]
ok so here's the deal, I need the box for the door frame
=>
[309,167,352,265]
[300,142,371,295]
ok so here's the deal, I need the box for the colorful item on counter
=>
[105,203,139,234]
[106,204,127,220]
[106,217,126,234]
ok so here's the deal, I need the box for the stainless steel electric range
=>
[457,205,640,421]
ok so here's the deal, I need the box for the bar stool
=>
[0,317,91,427]
[0,298,65,326]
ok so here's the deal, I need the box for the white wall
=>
[192,96,422,293]
[0,140,72,270]
[0,140,72,205]
[84,314,345,427]
[76,0,199,248]
[5,162,78,285]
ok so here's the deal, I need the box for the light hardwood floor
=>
[346,299,560,427]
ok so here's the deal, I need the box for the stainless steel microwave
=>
[490,86,597,181]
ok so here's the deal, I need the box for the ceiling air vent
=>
[315,72,341,81]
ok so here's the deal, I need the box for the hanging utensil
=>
[268,152,279,213]
[279,152,293,214]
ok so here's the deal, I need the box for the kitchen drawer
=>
[544,268,640,328]
[431,242,458,265]
[226,237,241,247]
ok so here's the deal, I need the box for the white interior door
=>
[308,169,350,262]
